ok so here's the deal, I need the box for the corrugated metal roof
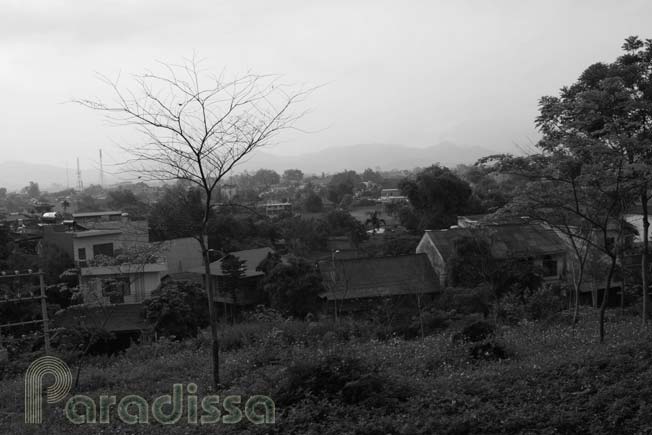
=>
[320,254,440,300]
[426,223,567,260]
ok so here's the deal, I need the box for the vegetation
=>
[3,310,652,433]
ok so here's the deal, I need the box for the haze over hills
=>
[0,142,496,192]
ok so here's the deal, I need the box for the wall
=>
[416,234,447,287]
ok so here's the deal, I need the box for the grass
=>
[3,308,652,434]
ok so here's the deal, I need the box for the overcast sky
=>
[1,0,651,172]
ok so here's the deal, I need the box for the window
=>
[93,243,114,258]
[78,248,87,267]
[542,255,557,278]
[102,277,130,303]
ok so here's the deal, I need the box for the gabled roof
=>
[424,223,567,261]
[73,211,123,218]
[72,229,122,238]
[54,303,152,333]
[189,247,273,277]
[320,254,440,300]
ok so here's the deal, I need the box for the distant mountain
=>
[0,161,117,192]
[234,142,495,174]
[0,143,494,191]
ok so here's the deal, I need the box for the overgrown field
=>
[3,310,652,434]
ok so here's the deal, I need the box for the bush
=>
[438,287,491,317]
[143,280,209,339]
[468,340,509,361]
[274,353,410,408]
[452,320,495,343]
[496,286,564,324]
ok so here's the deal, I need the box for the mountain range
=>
[0,142,495,191]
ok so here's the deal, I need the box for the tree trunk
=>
[572,265,584,326]
[201,235,220,389]
[599,257,617,343]
[642,188,649,327]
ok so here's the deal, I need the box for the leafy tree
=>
[325,210,368,247]
[107,188,150,218]
[149,184,206,242]
[253,169,281,189]
[278,216,329,256]
[303,191,323,212]
[534,36,652,327]
[361,168,384,184]
[39,241,74,284]
[283,169,304,184]
[143,280,210,339]
[327,170,361,204]
[23,181,40,198]
[75,193,103,213]
[261,257,324,318]
[447,231,543,301]
[399,165,473,231]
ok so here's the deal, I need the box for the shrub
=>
[274,353,410,408]
[437,286,491,317]
[468,340,509,361]
[452,320,495,343]
[143,280,209,339]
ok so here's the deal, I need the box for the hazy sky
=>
[1,0,651,173]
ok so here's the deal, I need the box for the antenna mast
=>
[76,158,84,191]
[99,149,104,187]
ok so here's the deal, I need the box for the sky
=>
[1,0,651,174]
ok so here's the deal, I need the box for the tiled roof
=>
[425,223,567,260]
[320,254,440,300]
[189,247,273,277]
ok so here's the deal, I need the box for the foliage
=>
[252,168,281,189]
[220,254,246,305]
[282,168,304,183]
[261,257,324,318]
[327,170,361,204]
[143,280,210,339]
[106,188,150,218]
[446,232,544,298]
[148,183,206,242]
[399,165,474,230]
[325,209,369,246]
[38,241,74,284]
[302,191,323,212]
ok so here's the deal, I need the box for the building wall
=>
[416,235,447,286]
[162,237,204,274]
[73,234,121,264]
[80,264,167,306]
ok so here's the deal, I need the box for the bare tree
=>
[77,59,309,388]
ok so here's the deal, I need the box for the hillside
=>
[2,310,651,434]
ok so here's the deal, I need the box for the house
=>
[190,247,274,308]
[261,202,292,218]
[72,210,124,224]
[416,223,567,287]
[379,189,408,204]
[319,254,440,309]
